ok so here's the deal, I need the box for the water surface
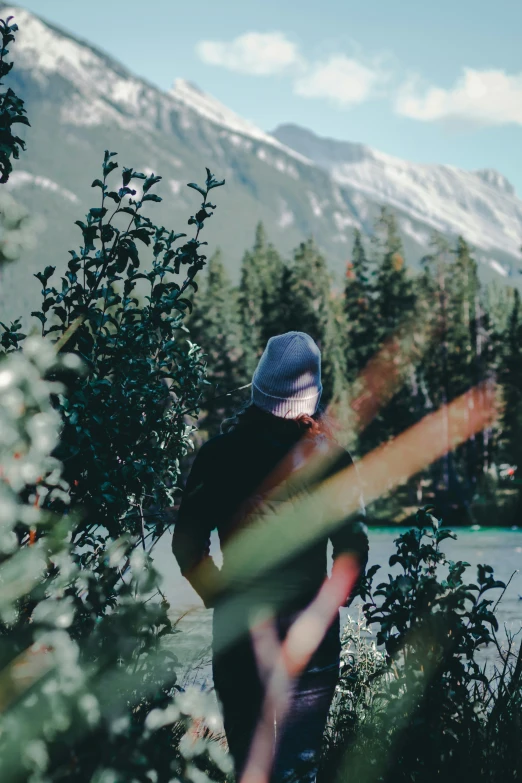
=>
[153,527,522,681]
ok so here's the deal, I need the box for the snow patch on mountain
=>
[474,169,515,196]
[273,124,522,259]
[488,258,509,277]
[61,94,123,128]
[8,171,79,203]
[333,211,359,233]
[328,152,522,256]
[225,132,254,152]
[308,192,327,217]
[8,7,100,84]
[169,80,311,165]
[401,218,431,247]
[278,200,294,229]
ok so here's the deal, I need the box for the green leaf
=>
[89,207,107,219]
[122,167,133,186]
[131,228,151,245]
[186,182,206,197]
[35,266,56,286]
[141,193,162,203]
[143,174,162,193]
[10,115,30,126]
[103,160,118,176]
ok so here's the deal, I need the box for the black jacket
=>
[172,410,369,614]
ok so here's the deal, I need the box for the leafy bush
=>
[27,154,224,550]
[320,509,522,783]
[0,338,229,781]
[322,611,387,774]
[0,16,231,778]
[0,156,230,781]
[0,15,29,184]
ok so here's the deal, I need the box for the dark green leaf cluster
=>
[350,507,513,783]
[27,153,224,553]
[0,315,25,350]
[0,74,226,774]
[321,515,521,783]
[0,16,29,183]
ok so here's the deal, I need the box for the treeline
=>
[190,214,522,525]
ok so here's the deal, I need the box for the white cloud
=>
[196,32,388,108]
[196,31,300,76]
[396,68,522,126]
[294,55,385,106]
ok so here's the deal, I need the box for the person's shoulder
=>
[318,437,355,474]
[195,428,242,461]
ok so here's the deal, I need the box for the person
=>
[172,331,369,782]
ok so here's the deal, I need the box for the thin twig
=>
[493,569,519,613]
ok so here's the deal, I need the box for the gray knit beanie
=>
[251,331,322,418]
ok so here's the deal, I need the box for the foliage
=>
[0,156,230,780]
[23,155,224,552]
[344,229,376,384]
[0,23,229,773]
[499,290,522,475]
[323,611,387,762]
[237,227,265,377]
[0,343,230,783]
[0,191,42,270]
[188,248,248,435]
[319,508,521,783]
[0,15,29,184]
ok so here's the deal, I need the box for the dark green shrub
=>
[320,508,521,783]
[0,14,29,184]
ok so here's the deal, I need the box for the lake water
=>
[153,527,522,684]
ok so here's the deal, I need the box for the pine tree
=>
[189,249,247,435]
[373,209,416,340]
[361,210,418,452]
[323,289,350,407]
[499,289,522,471]
[445,237,481,396]
[237,222,286,372]
[279,238,331,343]
[417,236,495,514]
[252,222,286,345]
[275,238,344,404]
[238,245,264,377]
[416,236,459,503]
[344,229,378,383]
[260,243,286,345]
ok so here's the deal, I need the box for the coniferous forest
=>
[190,218,522,528]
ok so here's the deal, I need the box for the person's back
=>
[172,332,369,782]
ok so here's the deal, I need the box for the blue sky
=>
[15,0,522,194]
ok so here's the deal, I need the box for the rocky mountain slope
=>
[273,124,522,278]
[1,3,520,321]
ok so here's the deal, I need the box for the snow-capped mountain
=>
[272,124,522,272]
[169,79,310,163]
[1,3,521,320]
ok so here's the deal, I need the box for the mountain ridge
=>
[0,3,521,322]
[272,122,517,197]
[272,123,522,261]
